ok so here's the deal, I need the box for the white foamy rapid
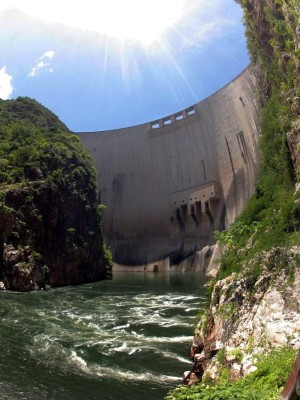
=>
[1,273,207,399]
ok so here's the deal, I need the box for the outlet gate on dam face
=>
[78,67,261,271]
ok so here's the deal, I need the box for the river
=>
[0,272,207,400]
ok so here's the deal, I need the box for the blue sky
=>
[0,1,249,132]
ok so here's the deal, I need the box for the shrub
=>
[165,347,296,400]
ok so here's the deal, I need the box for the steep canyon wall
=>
[78,67,260,269]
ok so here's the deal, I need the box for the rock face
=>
[0,97,111,291]
[191,248,300,383]
[238,0,300,172]
[238,0,300,107]
[198,249,300,350]
[287,119,300,178]
[1,183,107,291]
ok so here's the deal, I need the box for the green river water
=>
[0,272,207,400]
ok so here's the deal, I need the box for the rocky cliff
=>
[0,97,111,291]
[199,0,300,378]
[238,0,300,172]
[240,0,299,238]
[192,247,300,384]
[166,1,300,398]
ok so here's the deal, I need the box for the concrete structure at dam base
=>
[78,67,261,273]
[112,244,222,277]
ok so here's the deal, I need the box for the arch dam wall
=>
[78,67,261,271]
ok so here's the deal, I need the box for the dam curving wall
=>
[78,67,260,270]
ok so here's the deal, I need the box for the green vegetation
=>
[215,0,300,279]
[237,0,300,101]
[0,96,112,282]
[165,347,296,400]
[0,97,97,203]
[103,242,113,278]
[167,1,300,398]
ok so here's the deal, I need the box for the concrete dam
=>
[78,67,261,271]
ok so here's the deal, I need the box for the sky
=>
[0,0,249,132]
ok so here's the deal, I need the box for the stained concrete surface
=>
[78,67,260,269]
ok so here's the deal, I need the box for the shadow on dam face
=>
[78,67,261,270]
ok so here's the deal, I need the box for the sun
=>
[0,0,186,45]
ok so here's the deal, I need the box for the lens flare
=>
[0,0,186,45]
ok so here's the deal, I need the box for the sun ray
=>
[153,38,198,101]
[0,0,186,45]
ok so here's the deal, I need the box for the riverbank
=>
[165,247,300,399]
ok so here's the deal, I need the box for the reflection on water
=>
[0,272,207,400]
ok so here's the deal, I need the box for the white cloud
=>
[28,50,55,78]
[42,50,55,60]
[182,18,235,48]
[0,66,13,99]
[176,0,243,49]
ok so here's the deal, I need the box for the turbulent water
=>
[0,272,207,400]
